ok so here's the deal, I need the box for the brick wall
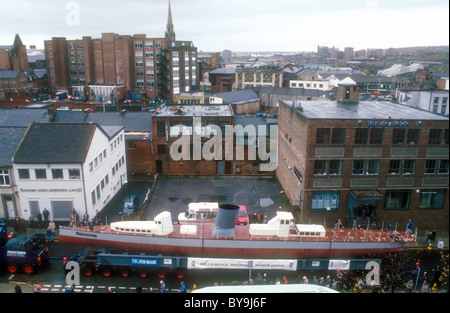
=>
[277,100,449,228]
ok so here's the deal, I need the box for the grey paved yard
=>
[143,176,294,222]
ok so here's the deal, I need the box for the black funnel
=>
[212,204,239,237]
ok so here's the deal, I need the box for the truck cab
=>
[0,220,50,274]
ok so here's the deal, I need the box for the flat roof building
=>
[277,85,449,229]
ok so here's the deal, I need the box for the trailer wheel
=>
[102,267,112,277]
[177,271,184,279]
[121,269,130,278]
[158,271,165,279]
[83,266,94,277]
[23,264,35,275]
[139,272,148,278]
[7,263,18,274]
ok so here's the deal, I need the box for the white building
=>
[12,122,127,222]
[397,87,449,116]
[289,79,330,91]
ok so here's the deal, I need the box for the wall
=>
[276,100,449,228]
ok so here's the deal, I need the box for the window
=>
[352,160,365,175]
[157,145,166,155]
[91,190,96,205]
[424,160,437,174]
[385,190,411,209]
[294,166,303,182]
[52,169,64,180]
[316,128,330,144]
[406,129,420,145]
[388,160,401,175]
[419,189,446,209]
[170,121,181,137]
[392,128,406,145]
[428,129,442,145]
[402,160,415,175]
[311,192,339,210]
[369,129,384,145]
[331,128,346,145]
[35,169,47,179]
[313,160,327,175]
[157,121,165,136]
[329,160,342,175]
[366,160,380,175]
[96,185,101,200]
[18,169,30,180]
[0,169,10,186]
[438,160,449,174]
[444,129,449,145]
[355,129,368,145]
[69,169,81,179]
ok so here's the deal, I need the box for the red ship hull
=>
[59,223,412,259]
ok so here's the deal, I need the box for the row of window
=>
[89,149,108,173]
[313,159,449,176]
[91,174,110,206]
[157,121,231,137]
[16,168,81,180]
[312,189,446,211]
[134,41,162,49]
[316,128,449,146]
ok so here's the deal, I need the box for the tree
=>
[379,251,418,293]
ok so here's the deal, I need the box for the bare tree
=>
[379,251,418,293]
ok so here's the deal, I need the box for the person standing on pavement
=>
[36,211,43,228]
[437,238,444,250]
[160,280,166,293]
[179,281,187,293]
[43,208,50,225]
[14,283,22,293]
[46,226,53,242]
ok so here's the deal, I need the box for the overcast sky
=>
[1,0,449,52]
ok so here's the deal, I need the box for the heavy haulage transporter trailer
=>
[72,246,380,280]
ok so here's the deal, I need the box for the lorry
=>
[0,220,50,274]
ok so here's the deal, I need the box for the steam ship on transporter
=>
[59,204,416,259]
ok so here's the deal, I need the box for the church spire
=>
[165,0,176,42]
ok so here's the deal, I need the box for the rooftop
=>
[215,89,260,105]
[281,99,450,121]
[154,104,234,118]
[13,123,123,164]
[0,127,27,167]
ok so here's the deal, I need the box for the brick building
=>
[235,66,283,89]
[277,84,449,229]
[0,34,30,71]
[152,104,234,175]
[44,1,198,102]
[208,68,236,94]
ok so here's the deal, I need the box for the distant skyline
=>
[1,0,449,52]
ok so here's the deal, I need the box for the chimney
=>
[337,83,360,104]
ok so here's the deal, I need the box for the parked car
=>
[236,205,249,225]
